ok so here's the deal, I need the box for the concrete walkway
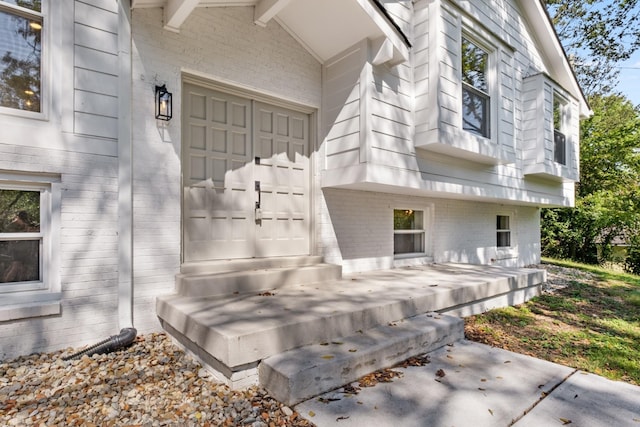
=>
[296,340,640,427]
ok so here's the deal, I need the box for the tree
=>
[541,95,640,264]
[545,0,640,96]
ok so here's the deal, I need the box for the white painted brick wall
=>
[129,6,322,334]
[0,144,120,360]
[319,188,540,274]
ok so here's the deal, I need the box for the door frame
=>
[180,73,318,263]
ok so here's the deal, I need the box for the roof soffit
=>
[131,0,409,65]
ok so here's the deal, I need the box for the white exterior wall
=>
[320,188,540,274]
[0,0,578,360]
[129,6,322,333]
[0,0,121,359]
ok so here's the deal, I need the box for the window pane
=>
[496,215,509,230]
[462,38,488,93]
[394,209,423,230]
[462,86,489,137]
[0,189,40,232]
[553,98,562,131]
[0,239,40,283]
[0,189,41,284]
[497,231,510,247]
[394,233,424,254]
[554,130,566,165]
[1,1,42,12]
[0,8,42,112]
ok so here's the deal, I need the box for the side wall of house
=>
[318,0,562,272]
[0,0,121,360]
[130,6,322,334]
[320,188,540,273]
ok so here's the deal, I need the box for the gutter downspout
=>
[118,0,134,329]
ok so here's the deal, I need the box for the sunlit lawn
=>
[465,258,640,385]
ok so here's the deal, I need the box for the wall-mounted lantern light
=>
[155,84,172,121]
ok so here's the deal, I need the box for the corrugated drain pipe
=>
[62,328,137,361]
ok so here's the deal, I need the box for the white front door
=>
[183,83,311,262]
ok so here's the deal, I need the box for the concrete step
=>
[157,264,544,372]
[176,263,342,298]
[180,256,325,275]
[259,312,464,406]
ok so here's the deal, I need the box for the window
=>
[461,37,490,138]
[0,188,43,290]
[553,94,567,165]
[0,176,60,320]
[0,0,43,113]
[496,215,511,248]
[394,209,425,256]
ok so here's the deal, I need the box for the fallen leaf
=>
[331,341,344,345]
[488,409,494,416]
[348,349,358,353]
[343,384,361,395]
[336,416,350,421]
[308,411,315,417]
[446,355,453,359]
[436,369,446,378]
[480,378,487,382]
[321,355,334,360]
[504,360,511,364]
[258,291,275,296]
[318,397,341,404]
[478,387,486,391]
[320,342,329,346]
[395,354,430,368]
[560,418,572,425]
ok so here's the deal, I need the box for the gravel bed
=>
[534,263,599,294]
[0,333,314,427]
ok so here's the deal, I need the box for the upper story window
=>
[461,37,490,139]
[0,0,43,113]
[553,94,567,165]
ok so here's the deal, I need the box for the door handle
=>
[255,181,262,224]
[255,181,261,209]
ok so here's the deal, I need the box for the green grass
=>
[465,258,640,385]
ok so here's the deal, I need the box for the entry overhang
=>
[131,0,410,65]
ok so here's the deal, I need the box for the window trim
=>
[0,172,61,320]
[0,0,48,120]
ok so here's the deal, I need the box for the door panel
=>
[183,84,254,261]
[254,102,310,257]
[183,83,310,261]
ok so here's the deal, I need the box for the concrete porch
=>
[157,260,545,402]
